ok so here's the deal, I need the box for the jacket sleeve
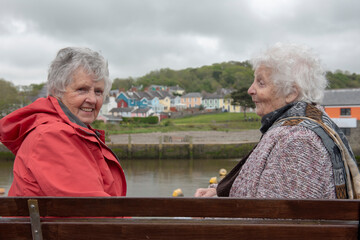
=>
[22,123,112,196]
[256,126,336,199]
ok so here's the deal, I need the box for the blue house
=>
[116,91,150,109]
[143,92,163,113]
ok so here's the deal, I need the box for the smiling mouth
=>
[81,108,93,112]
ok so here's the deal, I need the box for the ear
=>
[285,85,299,104]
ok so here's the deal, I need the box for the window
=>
[340,108,351,116]
[340,128,351,136]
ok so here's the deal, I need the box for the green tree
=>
[18,83,46,105]
[112,77,136,90]
[0,79,20,116]
[231,87,255,118]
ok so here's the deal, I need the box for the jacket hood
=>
[0,96,90,155]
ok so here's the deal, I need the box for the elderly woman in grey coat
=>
[195,42,360,199]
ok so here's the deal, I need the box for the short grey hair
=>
[47,47,111,98]
[251,42,328,104]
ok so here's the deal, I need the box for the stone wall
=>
[109,142,257,160]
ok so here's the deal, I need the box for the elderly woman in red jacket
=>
[195,43,359,199]
[0,47,126,197]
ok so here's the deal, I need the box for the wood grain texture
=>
[0,197,359,240]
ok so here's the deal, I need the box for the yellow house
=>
[222,97,242,113]
[159,96,171,112]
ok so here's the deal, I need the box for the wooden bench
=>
[0,197,359,240]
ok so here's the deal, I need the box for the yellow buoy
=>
[172,188,184,197]
[209,177,217,184]
[219,168,227,176]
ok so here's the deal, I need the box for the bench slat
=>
[0,221,357,240]
[0,222,356,240]
[1,197,359,240]
[1,197,359,220]
[0,223,32,240]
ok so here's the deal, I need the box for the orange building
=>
[322,89,360,155]
[322,89,360,119]
[181,92,202,108]
[322,89,360,139]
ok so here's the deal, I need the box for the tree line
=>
[1,61,360,116]
[113,61,360,93]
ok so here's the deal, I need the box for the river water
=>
[0,158,239,197]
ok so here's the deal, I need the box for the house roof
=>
[146,90,172,100]
[121,91,140,100]
[135,91,151,101]
[132,107,152,113]
[182,92,202,98]
[169,85,184,91]
[322,89,360,106]
[143,91,156,100]
[202,93,223,99]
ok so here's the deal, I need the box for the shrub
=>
[161,119,174,127]
[91,120,105,129]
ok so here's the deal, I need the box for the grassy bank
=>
[92,112,262,135]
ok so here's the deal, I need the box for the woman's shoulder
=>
[34,120,75,133]
[265,124,325,146]
[25,121,77,143]
[262,125,330,164]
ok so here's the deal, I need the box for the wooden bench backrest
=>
[0,197,359,240]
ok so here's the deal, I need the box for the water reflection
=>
[0,158,239,197]
[0,161,14,196]
[123,158,237,197]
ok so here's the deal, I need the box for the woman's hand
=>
[194,188,217,197]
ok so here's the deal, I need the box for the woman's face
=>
[61,68,105,125]
[248,66,288,117]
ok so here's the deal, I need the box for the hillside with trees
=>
[113,61,360,93]
[113,61,254,92]
[326,71,360,89]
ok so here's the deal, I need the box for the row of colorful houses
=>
[102,88,245,116]
[98,87,247,123]
[100,88,360,127]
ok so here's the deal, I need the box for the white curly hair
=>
[251,42,328,104]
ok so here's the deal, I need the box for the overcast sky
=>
[1,0,360,86]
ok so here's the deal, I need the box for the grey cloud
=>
[0,0,359,86]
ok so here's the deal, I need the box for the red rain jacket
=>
[0,96,126,197]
